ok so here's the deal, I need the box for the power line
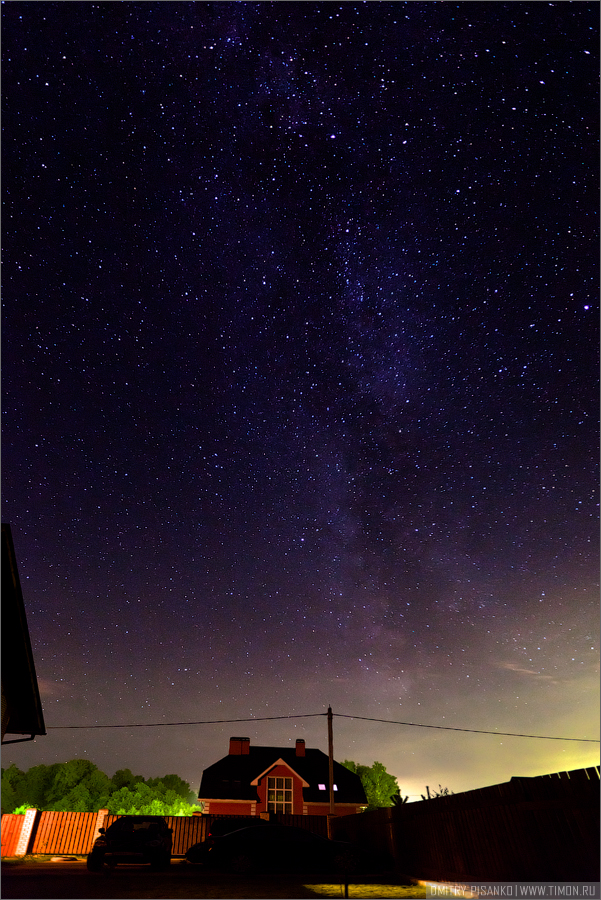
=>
[333,713,600,742]
[45,711,599,742]
[47,714,325,729]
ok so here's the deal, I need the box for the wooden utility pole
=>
[327,705,335,816]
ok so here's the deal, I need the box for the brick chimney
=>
[229,736,250,755]
[295,739,306,757]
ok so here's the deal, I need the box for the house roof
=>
[249,758,310,788]
[1,524,46,742]
[199,745,367,804]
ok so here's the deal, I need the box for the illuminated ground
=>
[305,884,426,898]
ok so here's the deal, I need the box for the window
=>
[267,776,292,813]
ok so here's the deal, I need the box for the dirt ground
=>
[1,857,428,899]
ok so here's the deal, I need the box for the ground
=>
[1,857,430,899]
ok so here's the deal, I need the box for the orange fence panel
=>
[30,811,99,855]
[165,816,207,856]
[1,814,25,857]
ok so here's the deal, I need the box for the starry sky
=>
[2,2,599,802]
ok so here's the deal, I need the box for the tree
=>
[110,768,145,791]
[341,759,401,811]
[421,784,454,800]
[20,764,62,808]
[146,773,196,804]
[107,781,198,816]
[45,760,112,811]
[1,763,58,813]
[0,759,199,814]
[1,765,24,814]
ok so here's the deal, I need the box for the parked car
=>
[86,815,172,871]
[186,823,363,875]
[186,817,267,864]
[208,817,268,838]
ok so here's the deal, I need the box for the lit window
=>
[318,783,326,790]
[267,776,292,813]
[334,785,338,791]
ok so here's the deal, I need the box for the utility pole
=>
[327,705,335,816]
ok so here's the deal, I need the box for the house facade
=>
[198,736,367,817]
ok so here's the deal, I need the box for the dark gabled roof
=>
[199,745,367,804]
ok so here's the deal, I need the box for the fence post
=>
[14,809,38,857]
[91,809,108,846]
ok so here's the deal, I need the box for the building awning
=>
[2,524,46,743]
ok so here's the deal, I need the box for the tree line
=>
[1,759,200,816]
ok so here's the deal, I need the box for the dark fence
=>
[271,813,329,838]
[330,766,600,882]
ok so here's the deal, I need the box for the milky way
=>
[2,2,598,799]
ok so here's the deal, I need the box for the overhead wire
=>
[47,714,324,729]
[46,711,599,741]
[332,713,600,742]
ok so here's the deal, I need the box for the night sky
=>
[2,2,599,802]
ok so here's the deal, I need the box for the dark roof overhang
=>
[2,524,46,743]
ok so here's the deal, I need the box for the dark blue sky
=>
[2,2,598,799]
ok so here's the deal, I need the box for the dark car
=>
[208,817,269,839]
[186,817,268,865]
[187,823,361,875]
[87,815,172,871]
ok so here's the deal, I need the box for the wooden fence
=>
[1,814,24,858]
[29,810,101,855]
[331,765,600,882]
[0,809,328,857]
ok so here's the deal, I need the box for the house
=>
[198,736,367,817]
